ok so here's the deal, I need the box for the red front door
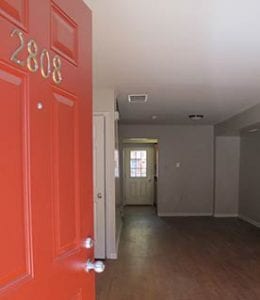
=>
[0,0,94,299]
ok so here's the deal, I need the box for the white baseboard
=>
[109,253,118,260]
[239,215,260,228]
[158,212,212,217]
[214,214,238,218]
[107,221,123,260]
[115,221,123,258]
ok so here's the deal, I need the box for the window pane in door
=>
[130,150,147,177]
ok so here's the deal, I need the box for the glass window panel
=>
[136,160,142,168]
[141,160,146,167]
[130,150,147,178]
[141,170,146,177]
[130,160,136,168]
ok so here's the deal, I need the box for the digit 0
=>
[40,49,51,79]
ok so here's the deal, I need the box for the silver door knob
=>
[97,193,102,199]
[85,260,105,273]
[83,237,94,249]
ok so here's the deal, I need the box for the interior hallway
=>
[96,206,260,300]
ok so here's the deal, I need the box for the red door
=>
[0,0,95,299]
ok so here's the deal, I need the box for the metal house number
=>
[10,28,63,85]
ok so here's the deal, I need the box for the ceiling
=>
[85,0,260,125]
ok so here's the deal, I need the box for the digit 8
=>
[27,39,39,73]
[52,55,62,84]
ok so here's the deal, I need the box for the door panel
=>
[0,0,28,30]
[124,145,155,205]
[0,62,33,291]
[51,2,78,65]
[0,0,93,299]
[52,89,80,256]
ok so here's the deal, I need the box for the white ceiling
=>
[86,0,260,125]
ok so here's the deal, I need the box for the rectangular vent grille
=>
[128,94,148,103]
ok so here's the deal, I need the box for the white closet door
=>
[93,115,106,258]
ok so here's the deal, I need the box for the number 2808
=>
[10,29,63,85]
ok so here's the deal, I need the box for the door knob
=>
[83,237,94,249]
[97,192,102,199]
[85,260,105,273]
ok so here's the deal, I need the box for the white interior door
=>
[93,115,106,258]
[124,145,155,205]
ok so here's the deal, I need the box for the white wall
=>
[94,89,122,259]
[214,136,240,217]
[83,0,93,10]
[119,125,214,216]
[93,89,115,112]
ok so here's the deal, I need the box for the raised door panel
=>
[0,62,33,293]
[52,88,80,257]
[0,0,28,30]
[51,1,78,65]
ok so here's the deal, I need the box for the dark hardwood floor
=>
[96,206,260,300]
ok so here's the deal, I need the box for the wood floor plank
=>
[96,206,260,300]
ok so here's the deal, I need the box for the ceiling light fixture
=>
[189,114,204,121]
[152,115,157,120]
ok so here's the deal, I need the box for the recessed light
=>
[248,128,260,133]
[152,115,157,120]
[189,114,204,120]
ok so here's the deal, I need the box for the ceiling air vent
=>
[128,94,148,103]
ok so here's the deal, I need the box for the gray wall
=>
[119,125,214,216]
[215,101,260,224]
[214,136,240,216]
[239,131,260,223]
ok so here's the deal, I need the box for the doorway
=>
[123,139,158,207]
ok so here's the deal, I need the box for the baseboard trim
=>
[158,212,212,217]
[239,215,260,228]
[115,221,123,258]
[214,214,238,218]
[107,221,123,260]
[109,253,118,260]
